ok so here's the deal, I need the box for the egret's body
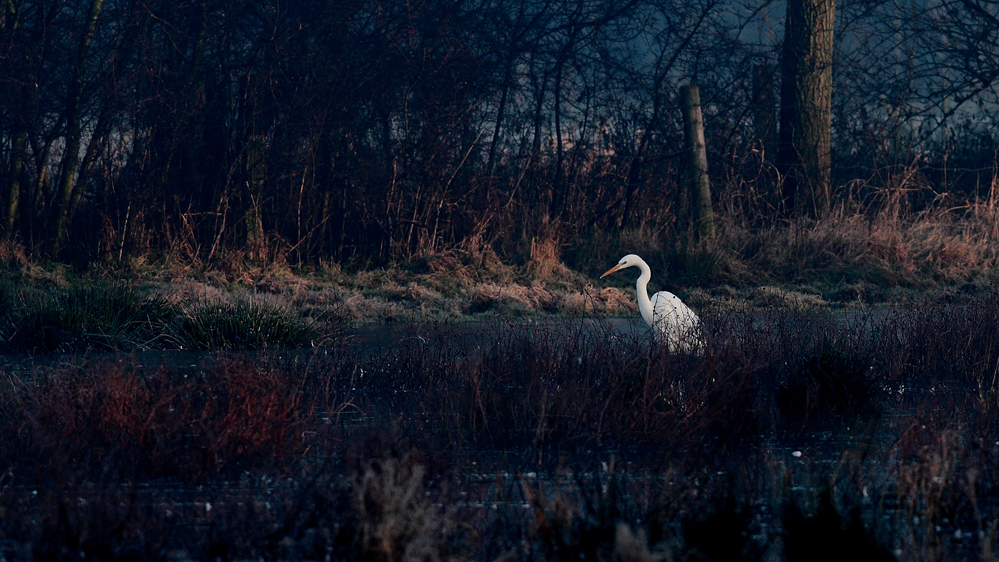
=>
[601,254,704,354]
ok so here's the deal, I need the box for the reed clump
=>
[0,280,333,353]
[2,282,173,353]
[171,300,321,349]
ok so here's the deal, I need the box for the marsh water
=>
[0,305,982,560]
[344,307,899,351]
[0,306,897,365]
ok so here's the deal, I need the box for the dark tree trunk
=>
[778,0,836,219]
[6,130,26,235]
[752,63,777,154]
[49,0,104,256]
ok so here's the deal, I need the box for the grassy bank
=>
[1,194,998,335]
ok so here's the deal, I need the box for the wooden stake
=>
[681,84,715,241]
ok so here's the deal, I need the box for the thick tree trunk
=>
[778,0,836,219]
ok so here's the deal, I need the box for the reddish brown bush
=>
[13,355,322,480]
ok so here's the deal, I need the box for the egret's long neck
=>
[634,260,654,326]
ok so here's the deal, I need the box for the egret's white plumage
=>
[601,254,704,354]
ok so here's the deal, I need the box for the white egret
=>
[601,254,704,354]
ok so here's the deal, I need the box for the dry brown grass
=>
[0,239,28,268]
[528,232,572,282]
[8,169,999,327]
[354,455,471,562]
[712,200,999,289]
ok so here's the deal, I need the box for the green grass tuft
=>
[172,300,319,349]
[3,282,174,353]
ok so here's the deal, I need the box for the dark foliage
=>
[2,283,173,353]
[782,490,895,562]
[777,346,882,432]
[682,493,761,562]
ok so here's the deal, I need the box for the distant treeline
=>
[1,0,997,264]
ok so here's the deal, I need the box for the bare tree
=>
[48,0,105,255]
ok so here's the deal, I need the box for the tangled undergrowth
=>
[0,290,998,559]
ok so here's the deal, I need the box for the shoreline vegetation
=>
[0,209,999,559]
[2,194,999,337]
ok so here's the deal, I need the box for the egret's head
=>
[600,254,641,278]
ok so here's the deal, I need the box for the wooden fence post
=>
[681,84,716,241]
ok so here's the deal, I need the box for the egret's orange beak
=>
[600,264,623,278]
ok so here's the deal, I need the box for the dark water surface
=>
[341,307,900,353]
[0,306,898,367]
